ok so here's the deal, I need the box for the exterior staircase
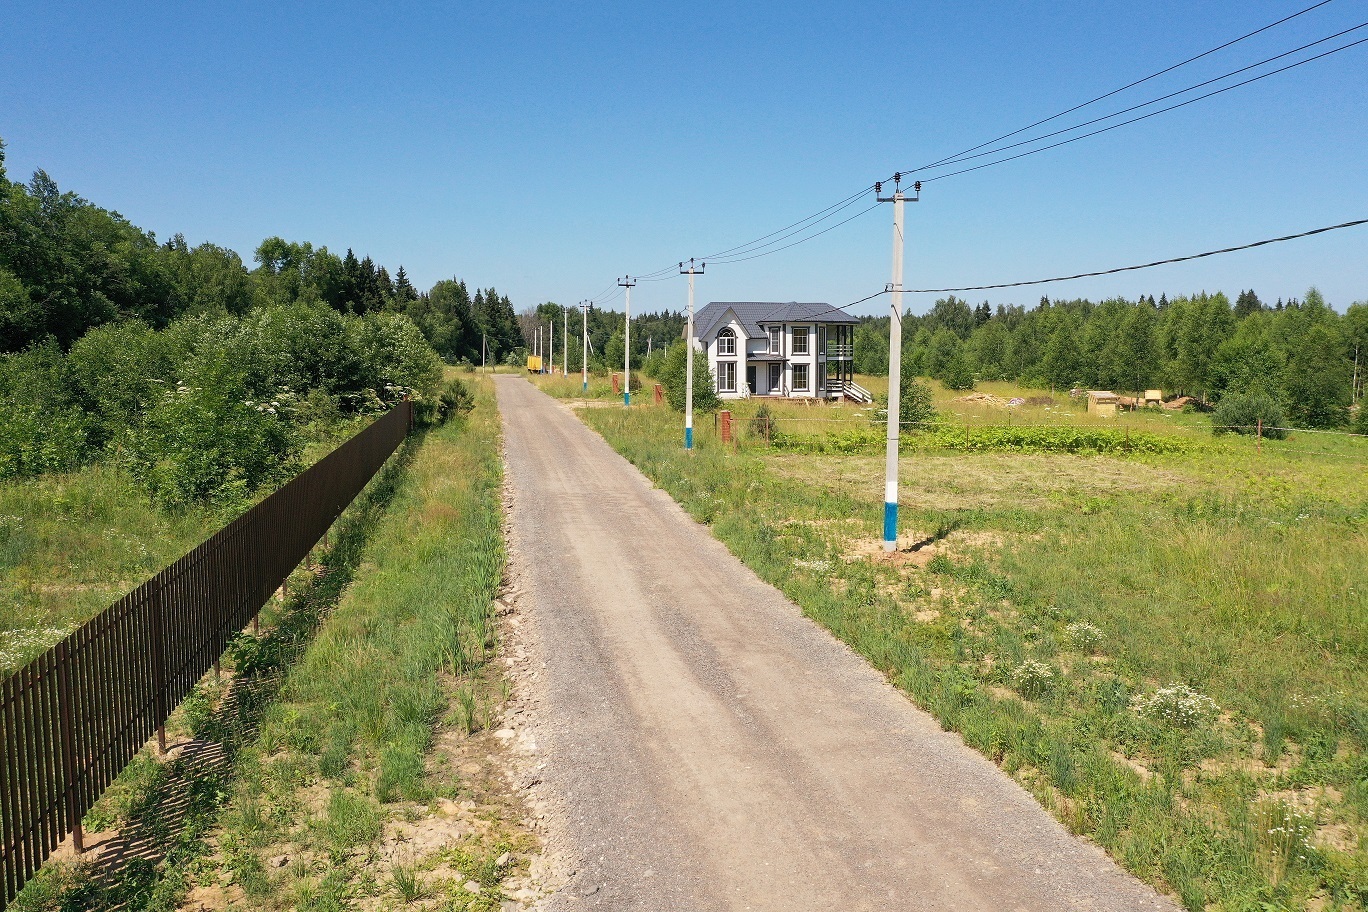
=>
[830,379,874,404]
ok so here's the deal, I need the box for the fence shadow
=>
[57,432,425,912]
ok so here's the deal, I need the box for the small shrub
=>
[657,344,719,413]
[1130,683,1218,727]
[749,404,776,440]
[1211,392,1288,439]
[437,377,475,419]
[1065,622,1102,652]
[873,374,938,429]
[1010,660,1055,698]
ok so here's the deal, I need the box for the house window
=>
[768,362,782,391]
[818,325,827,355]
[716,327,736,356]
[717,361,737,393]
[768,326,782,353]
[792,363,809,391]
[792,326,809,355]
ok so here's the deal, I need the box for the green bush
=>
[120,354,299,508]
[873,373,938,429]
[1210,392,1288,440]
[347,311,444,406]
[658,343,719,414]
[0,342,92,480]
[418,376,475,426]
[66,320,171,448]
[749,403,776,439]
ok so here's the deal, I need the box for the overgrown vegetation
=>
[14,377,529,911]
[578,395,1368,911]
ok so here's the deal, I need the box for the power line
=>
[918,20,1368,175]
[904,217,1368,293]
[569,2,1356,309]
[904,0,1338,175]
[921,35,1368,182]
[708,203,883,265]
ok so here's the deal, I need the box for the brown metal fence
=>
[0,400,413,906]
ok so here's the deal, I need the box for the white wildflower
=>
[1131,683,1218,727]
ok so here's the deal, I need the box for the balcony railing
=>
[824,344,853,359]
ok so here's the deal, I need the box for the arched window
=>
[716,327,736,355]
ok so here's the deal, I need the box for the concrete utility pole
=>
[875,174,920,552]
[549,319,554,375]
[618,276,637,406]
[581,301,590,393]
[563,307,569,378]
[680,258,705,450]
[481,333,487,373]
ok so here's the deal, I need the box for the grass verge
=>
[13,378,530,911]
[577,399,1368,912]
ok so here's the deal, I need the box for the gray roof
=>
[693,301,858,340]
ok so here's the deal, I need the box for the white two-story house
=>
[689,301,867,401]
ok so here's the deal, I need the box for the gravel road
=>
[496,376,1177,912]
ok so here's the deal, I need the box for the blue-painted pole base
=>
[624,392,631,406]
[685,427,693,450]
[582,381,587,392]
[883,501,898,548]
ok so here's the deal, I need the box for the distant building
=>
[690,302,869,401]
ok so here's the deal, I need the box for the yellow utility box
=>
[526,355,542,373]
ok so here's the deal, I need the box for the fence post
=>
[149,577,168,755]
[1257,418,1263,454]
[719,410,732,444]
[54,640,84,853]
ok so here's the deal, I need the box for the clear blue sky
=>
[3,0,1365,317]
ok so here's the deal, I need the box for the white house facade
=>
[689,302,868,401]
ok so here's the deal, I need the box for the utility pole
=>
[875,173,920,552]
[563,306,569,378]
[481,333,486,373]
[680,258,705,449]
[618,276,636,406]
[548,318,554,375]
[581,300,590,393]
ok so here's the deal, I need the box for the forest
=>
[0,140,506,504]
[520,300,686,375]
[853,291,1368,429]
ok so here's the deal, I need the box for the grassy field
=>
[556,374,1368,912]
[15,377,531,911]
[0,423,372,674]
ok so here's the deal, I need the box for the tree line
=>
[853,291,1367,428]
[0,138,521,363]
[520,302,686,373]
[0,140,479,505]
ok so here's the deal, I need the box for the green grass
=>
[578,392,1368,912]
[0,423,368,674]
[172,375,523,910]
[12,378,521,911]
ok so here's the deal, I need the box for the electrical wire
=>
[901,216,1368,294]
[915,20,1368,175]
[921,35,1368,182]
[903,0,1338,175]
[571,2,1354,309]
